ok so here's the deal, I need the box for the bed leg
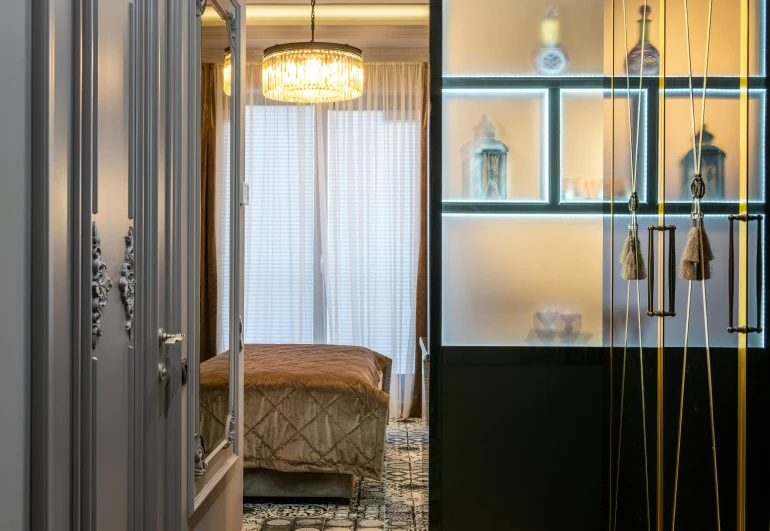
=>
[382,362,392,424]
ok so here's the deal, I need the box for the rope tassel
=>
[620,227,647,280]
[680,217,714,281]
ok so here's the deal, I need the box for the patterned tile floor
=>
[243,418,428,531]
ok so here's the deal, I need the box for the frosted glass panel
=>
[443,90,547,202]
[608,214,763,348]
[444,0,605,76]
[663,90,765,203]
[746,218,765,348]
[442,215,605,346]
[609,0,763,77]
[561,89,648,202]
[445,0,764,78]
[660,215,758,348]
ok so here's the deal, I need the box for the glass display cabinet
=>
[430,0,768,529]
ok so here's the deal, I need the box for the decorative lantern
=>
[462,115,509,200]
[626,5,660,76]
[681,126,725,200]
[532,8,569,75]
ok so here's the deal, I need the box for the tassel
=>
[699,222,715,262]
[619,229,647,280]
[679,218,713,281]
[619,234,631,264]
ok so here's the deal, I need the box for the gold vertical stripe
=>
[737,0,749,529]
[656,2,666,531]
[609,0,616,526]
[655,2,667,530]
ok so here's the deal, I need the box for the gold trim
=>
[609,0,616,525]
[737,0,749,528]
[656,2,666,530]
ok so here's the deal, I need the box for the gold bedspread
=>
[199,344,391,480]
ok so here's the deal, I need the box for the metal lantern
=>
[462,115,509,200]
[681,126,725,200]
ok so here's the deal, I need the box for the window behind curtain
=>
[218,125,231,353]
[242,103,316,343]
[325,109,420,374]
[216,72,231,356]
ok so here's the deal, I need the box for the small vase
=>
[626,5,660,76]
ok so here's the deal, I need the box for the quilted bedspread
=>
[199,344,392,480]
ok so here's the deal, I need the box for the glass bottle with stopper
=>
[461,115,509,200]
[533,8,569,76]
[626,5,660,75]
[681,125,725,200]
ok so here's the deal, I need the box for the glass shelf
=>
[561,88,649,203]
[662,89,766,203]
[442,214,605,346]
[442,89,549,203]
[439,0,767,349]
[609,0,765,77]
[443,0,605,77]
[444,0,765,78]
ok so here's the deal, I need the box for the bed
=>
[199,344,392,499]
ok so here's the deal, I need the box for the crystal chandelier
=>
[223,47,232,96]
[262,0,364,103]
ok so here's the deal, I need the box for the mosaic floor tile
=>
[243,419,428,530]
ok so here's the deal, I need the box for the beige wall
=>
[0,1,30,529]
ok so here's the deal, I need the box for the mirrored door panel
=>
[188,0,241,515]
[197,3,232,464]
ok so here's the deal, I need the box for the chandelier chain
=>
[310,0,316,42]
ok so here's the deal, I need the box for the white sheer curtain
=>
[322,64,423,417]
[215,66,231,355]
[240,62,424,417]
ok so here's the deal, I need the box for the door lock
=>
[159,328,186,347]
[158,329,185,383]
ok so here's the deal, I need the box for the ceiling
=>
[201,2,429,62]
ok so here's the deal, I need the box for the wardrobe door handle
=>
[239,316,244,351]
[158,329,185,382]
[728,214,763,334]
[159,328,186,347]
[647,225,677,317]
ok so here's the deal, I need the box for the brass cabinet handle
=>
[647,225,677,317]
